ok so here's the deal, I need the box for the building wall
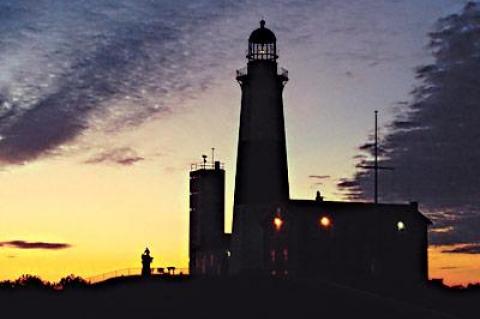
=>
[261,202,430,286]
[230,59,290,275]
[189,164,227,275]
[234,61,289,206]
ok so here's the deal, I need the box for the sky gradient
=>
[0,0,478,286]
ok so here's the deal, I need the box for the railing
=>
[279,67,288,79]
[235,66,289,79]
[86,267,189,284]
[236,67,247,78]
[190,162,224,171]
[244,48,281,60]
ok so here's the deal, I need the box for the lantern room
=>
[247,20,278,61]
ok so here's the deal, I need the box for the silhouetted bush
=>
[13,274,52,290]
[0,279,15,291]
[58,274,89,290]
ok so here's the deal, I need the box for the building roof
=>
[288,199,433,225]
[249,20,276,44]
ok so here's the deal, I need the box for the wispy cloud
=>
[85,147,144,166]
[309,175,330,179]
[0,0,246,165]
[0,0,443,166]
[441,244,480,255]
[0,240,71,250]
[337,179,360,189]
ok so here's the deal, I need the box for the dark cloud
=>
[0,0,463,167]
[338,2,480,246]
[0,240,71,250]
[358,143,374,151]
[85,147,144,166]
[0,0,245,165]
[429,213,480,246]
[337,179,360,189]
[441,244,480,255]
[309,175,331,179]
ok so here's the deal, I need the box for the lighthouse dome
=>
[249,20,276,44]
[247,20,278,61]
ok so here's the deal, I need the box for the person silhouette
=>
[141,248,153,277]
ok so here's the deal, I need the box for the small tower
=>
[230,21,290,275]
[189,156,227,275]
[141,248,153,277]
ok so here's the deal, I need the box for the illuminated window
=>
[320,216,331,228]
[273,217,283,231]
[397,221,406,231]
[283,248,288,261]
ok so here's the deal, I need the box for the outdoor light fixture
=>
[273,217,284,231]
[397,221,406,231]
[320,216,331,228]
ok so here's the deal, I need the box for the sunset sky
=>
[1,0,479,286]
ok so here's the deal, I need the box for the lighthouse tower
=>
[230,20,290,274]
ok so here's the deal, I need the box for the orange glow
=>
[429,245,480,286]
[0,86,478,287]
[320,216,331,228]
[273,217,284,231]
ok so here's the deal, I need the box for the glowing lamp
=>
[273,217,283,231]
[320,216,331,228]
[397,221,406,231]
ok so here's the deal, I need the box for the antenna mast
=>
[357,110,394,204]
[374,110,378,204]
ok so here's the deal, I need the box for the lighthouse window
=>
[249,43,276,61]
[283,248,288,261]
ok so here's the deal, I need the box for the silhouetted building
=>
[141,248,153,277]
[189,159,229,275]
[189,20,431,286]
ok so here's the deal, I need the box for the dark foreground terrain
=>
[0,276,477,319]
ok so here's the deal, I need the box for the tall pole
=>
[358,110,393,204]
[374,110,378,204]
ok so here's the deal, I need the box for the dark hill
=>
[0,276,475,319]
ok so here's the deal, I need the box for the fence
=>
[86,267,189,284]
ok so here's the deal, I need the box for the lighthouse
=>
[230,20,290,274]
[189,20,431,285]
